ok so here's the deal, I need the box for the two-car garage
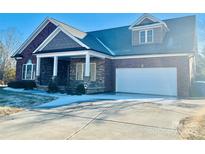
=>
[115,67,177,96]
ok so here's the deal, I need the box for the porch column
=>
[53,56,58,77]
[85,53,90,77]
[36,56,41,76]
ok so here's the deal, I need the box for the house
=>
[12,14,197,97]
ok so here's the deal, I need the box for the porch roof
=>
[35,47,86,54]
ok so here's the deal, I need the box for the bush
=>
[0,80,5,85]
[3,67,16,84]
[75,84,86,95]
[8,80,36,90]
[48,79,58,93]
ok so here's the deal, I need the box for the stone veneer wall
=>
[15,22,57,80]
[69,57,105,93]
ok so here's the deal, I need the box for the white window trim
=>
[76,63,84,80]
[90,63,96,81]
[75,63,96,81]
[22,63,36,80]
[139,29,154,44]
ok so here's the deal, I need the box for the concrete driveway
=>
[0,97,204,140]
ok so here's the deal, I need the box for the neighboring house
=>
[12,14,197,97]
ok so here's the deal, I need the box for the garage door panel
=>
[116,68,177,96]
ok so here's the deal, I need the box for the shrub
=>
[0,80,5,85]
[75,84,86,95]
[8,80,36,90]
[48,79,58,93]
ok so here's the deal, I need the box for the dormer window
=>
[130,14,169,46]
[139,29,153,44]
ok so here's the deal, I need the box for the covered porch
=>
[35,50,108,93]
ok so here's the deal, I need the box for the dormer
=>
[129,13,169,46]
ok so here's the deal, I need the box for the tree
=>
[0,28,21,84]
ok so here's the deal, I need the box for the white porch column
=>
[85,53,90,77]
[36,56,41,76]
[53,56,58,76]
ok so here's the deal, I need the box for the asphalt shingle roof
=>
[87,15,197,56]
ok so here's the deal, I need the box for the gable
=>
[134,18,158,27]
[13,22,57,57]
[129,14,168,30]
[41,31,83,52]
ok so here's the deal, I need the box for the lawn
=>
[0,88,55,116]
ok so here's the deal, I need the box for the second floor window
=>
[139,29,153,44]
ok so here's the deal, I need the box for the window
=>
[76,63,84,80]
[22,60,36,80]
[147,30,153,42]
[139,29,153,44]
[140,31,146,43]
[90,63,96,81]
[76,63,96,81]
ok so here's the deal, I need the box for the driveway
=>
[0,96,204,139]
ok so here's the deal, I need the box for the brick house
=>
[12,14,197,97]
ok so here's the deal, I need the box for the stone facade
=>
[39,57,108,94]
[69,57,106,93]
[15,22,57,80]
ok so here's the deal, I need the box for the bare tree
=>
[0,28,21,84]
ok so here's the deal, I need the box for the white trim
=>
[13,18,53,57]
[33,28,61,53]
[35,50,193,59]
[76,63,84,80]
[22,63,36,80]
[75,63,96,81]
[53,56,58,76]
[95,37,115,55]
[129,13,168,30]
[33,26,89,54]
[15,57,22,60]
[36,57,41,76]
[60,27,90,49]
[132,23,163,31]
[49,18,87,39]
[36,50,89,58]
[112,53,193,59]
[88,50,110,59]
[85,53,90,77]
[90,63,96,81]
[139,29,153,44]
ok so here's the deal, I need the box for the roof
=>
[13,14,197,57]
[88,15,197,56]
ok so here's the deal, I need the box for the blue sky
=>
[0,13,205,51]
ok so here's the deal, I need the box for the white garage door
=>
[116,67,177,96]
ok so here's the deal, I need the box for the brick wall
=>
[15,22,57,80]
